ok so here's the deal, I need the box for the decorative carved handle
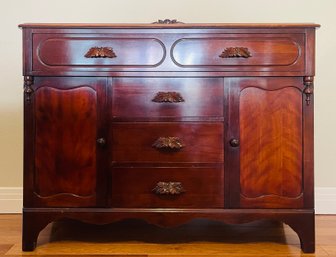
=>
[152,92,185,103]
[152,137,184,150]
[85,47,117,58]
[229,138,240,147]
[219,47,251,58]
[96,138,106,147]
[152,19,183,24]
[152,182,185,195]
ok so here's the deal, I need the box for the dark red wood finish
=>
[35,84,97,204]
[239,82,303,208]
[20,23,318,253]
[171,34,304,71]
[111,123,224,163]
[112,78,224,120]
[32,32,305,73]
[226,77,306,209]
[110,166,224,208]
[33,34,166,71]
[25,77,108,207]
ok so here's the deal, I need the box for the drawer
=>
[112,78,224,119]
[112,123,224,163]
[110,166,224,208]
[32,34,165,71]
[171,34,305,72]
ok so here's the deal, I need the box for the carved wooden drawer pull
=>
[152,92,185,103]
[152,137,184,150]
[85,47,117,58]
[219,47,252,58]
[152,182,186,195]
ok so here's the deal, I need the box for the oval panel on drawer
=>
[171,35,304,70]
[112,78,223,119]
[112,123,224,163]
[111,166,224,208]
[34,35,165,69]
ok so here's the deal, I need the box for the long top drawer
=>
[20,23,318,76]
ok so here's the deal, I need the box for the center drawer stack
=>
[110,77,224,208]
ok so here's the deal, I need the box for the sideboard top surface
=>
[19,23,320,29]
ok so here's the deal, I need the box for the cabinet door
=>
[25,77,107,207]
[227,78,305,208]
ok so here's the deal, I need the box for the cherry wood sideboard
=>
[19,22,319,252]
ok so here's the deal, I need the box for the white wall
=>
[0,0,334,191]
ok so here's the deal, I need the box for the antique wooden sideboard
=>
[19,22,319,252]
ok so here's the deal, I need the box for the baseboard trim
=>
[0,187,22,213]
[315,187,336,214]
[1,187,335,214]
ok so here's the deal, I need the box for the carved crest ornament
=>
[152,19,183,24]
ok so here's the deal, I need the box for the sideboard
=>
[19,22,319,252]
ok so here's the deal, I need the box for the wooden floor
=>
[0,214,335,256]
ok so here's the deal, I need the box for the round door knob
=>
[96,138,106,146]
[229,138,240,147]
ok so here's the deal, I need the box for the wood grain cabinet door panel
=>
[31,77,107,207]
[227,77,304,208]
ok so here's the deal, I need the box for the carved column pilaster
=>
[24,76,34,103]
[303,76,314,106]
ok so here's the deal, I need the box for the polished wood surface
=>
[25,77,108,208]
[19,22,321,28]
[112,78,224,119]
[111,166,224,208]
[21,26,318,77]
[1,214,334,256]
[172,34,304,72]
[34,83,97,205]
[225,77,308,209]
[30,31,305,73]
[21,23,317,252]
[111,123,224,163]
[33,34,165,70]
[239,85,303,208]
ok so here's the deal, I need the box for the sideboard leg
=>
[22,212,38,251]
[22,210,55,251]
[284,213,315,253]
[299,215,315,253]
